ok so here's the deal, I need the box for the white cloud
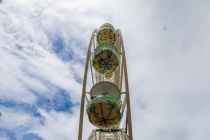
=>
[0,108,40,129]
[34,109,78,140]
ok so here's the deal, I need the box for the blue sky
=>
[1,0,210,140]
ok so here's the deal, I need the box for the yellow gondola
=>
[87,96,122,128]
[97,23,116,46]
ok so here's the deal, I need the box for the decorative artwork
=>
[97,23,116,46]
[93,44,119,78]
[87,96,121,128]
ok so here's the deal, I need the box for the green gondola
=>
[93,44,119,78]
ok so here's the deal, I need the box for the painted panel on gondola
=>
[87,96,121,128]
[97,23,116,46]
[93,44,119,78]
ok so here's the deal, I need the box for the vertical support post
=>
[114,31,121,88]
[117,30,133,140]
[78,30,96,140]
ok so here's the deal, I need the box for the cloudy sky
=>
[0,0,210,139]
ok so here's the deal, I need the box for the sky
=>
[0,0,210,140]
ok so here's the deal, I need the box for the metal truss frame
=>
[78,29,133,140]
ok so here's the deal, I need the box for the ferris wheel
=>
[78,23,133,140]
